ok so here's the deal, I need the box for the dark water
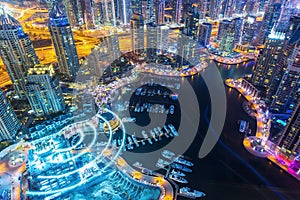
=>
[179,61,300,200]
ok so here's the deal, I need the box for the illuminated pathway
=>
[94,61,208,113]
[115,157,174,200]
[225,78,300,181]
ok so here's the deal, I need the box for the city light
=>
[0,1,299,200]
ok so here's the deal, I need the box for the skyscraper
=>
[277,102,300,161]
[26,64,65,117]
[177,29,198,68]
[99,32,121,64]
[157,25,169,54]
[48,2,80,81]
[266,16,300,112]
[209,0,221,20]
[155,0,165,25]
[131,0,142,14]
[63,0,84,27]
[217,19,231,41]
[198,0,208,20]
[198,22,212,47]
[232,17,243,44]
[142,0,155,24]
[0,89,21,141]
[93,0,117,26]
[266,16,300,111]
[81,0,95,29]
[87,32,121,77]
[251,33,285,88]
[184,5,200,39]
[0,13,39,98]
[146,23,158,61]
[219,30,235,57]
[172,0,182,24]
[257,3,282,44]
[130,13,145,56]
[241,15,258,45]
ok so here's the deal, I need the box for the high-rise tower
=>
[130,13,145,56]
[48,2,80,81]
[257,3,282,44]
[26,64,65,117]
[277,102,300,161]
[0,12,39,98]
[251,33,285,88]
[0,89,21,141]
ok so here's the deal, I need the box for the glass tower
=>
[49,2,80,81]
[0,13,39,98]
[26,64,65,117]
[0,89,20,141]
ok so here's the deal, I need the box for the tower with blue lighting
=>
[0,89,21,141]
[48,2,80,81]
[0,12,39,98]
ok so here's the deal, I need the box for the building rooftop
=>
[0,13,21,30]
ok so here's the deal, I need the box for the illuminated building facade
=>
[63,0,84,27]
[257,3,282,44]
[81,0,95,29]
[219,30,235,57]
[49,3,80,81]
[157,25,169,54]
[232,17,243,44]
[99,33,121,63]
[217,19,231,41]
[251,33,285,88]
[198,0,208,20]
[267,17,300,112]
[198,22,212,47]
[155,0,165,25]
[142,0,155,24]
[131,0,142,14]
[241,15,258,45]
[26,64,65,117]
[172,0,182,24]
[86,33,120,77]
[93,0,116,26]
[0,89,20,141]
[0,13,39,98]
[130,13,145,56]
[184,5,199,40]
[146,23,158,60]
[277,102,300,161]
[209,0,221,20]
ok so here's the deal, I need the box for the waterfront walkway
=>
[225,78,300,181]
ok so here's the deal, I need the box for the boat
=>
[179,187,206,199]
[132,134,139,147]
[156,162,166,169]
[171,163,192,173]
[158,158,170,166]
[133,162,142,168]
[168,124,178,136]
[122,117,136,123]
[169,174,188,184]
[141,130,148,139]
[162,150,175,159]
[163,125,170,133]
[150,130,158,141]
[174,157,194,167]
[170,169,185,177]
[239,120,247,133]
